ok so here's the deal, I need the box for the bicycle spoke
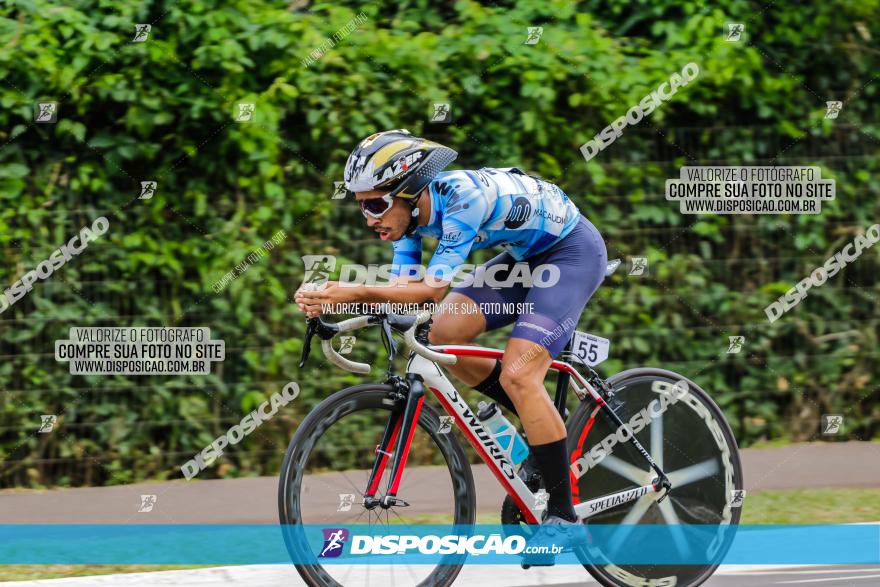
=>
[404,558,419,584]
[650,411,664,469]
[389,507,408,525]
[352,507,369,524]
[606,494,654,553]
[658,498,693,558]
[281,385,476,587]
[599,454,649,484]
[338,469,368,498]
[570,373,741,587]
[666,458,719,488]
[337,562,356,586]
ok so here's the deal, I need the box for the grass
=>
[739,487,880,524]
[0,565,213,582]
[3,488,878,582]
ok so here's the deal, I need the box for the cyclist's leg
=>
[428,292,491,384]
[500,337,575,522]
[500,216,608,522]
[430,251,528,414]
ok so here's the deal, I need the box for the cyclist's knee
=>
[499,368,539,401]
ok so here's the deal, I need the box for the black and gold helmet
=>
[343,129,458,199]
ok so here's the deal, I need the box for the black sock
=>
[473,360,518,416]
[530,438,577,522]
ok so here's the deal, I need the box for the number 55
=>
[577,339,598,363]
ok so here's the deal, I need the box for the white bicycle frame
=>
[320,312,663,526]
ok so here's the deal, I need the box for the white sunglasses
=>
[359,194,396,219]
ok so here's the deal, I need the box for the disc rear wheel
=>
[567,368,743,587]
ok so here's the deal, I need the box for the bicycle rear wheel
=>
[278,383,476,587]
[567,368,743,587]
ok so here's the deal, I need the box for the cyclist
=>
[295,129,607,541]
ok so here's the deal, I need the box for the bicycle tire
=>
[567,368,743,587]
[278,383,477,587]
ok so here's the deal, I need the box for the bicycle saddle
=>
[605,258,621,276]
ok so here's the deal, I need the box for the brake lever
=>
[299,318,319,368]
[380,318,397,377]
[299,317,342,368]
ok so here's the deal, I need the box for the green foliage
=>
[0,0,878,487]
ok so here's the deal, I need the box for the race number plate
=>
[571,331,610,366]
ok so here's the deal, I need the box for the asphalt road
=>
[3,564,880,586]
[2,442,878,586]
[2,441,878,524]
[550,566,880,586]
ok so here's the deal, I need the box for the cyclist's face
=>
[356,190,409,241]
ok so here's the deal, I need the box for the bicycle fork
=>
[362,373,425,510]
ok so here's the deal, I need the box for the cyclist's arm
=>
[347,182,490,305]
[389,234,423,280]
[422,182,489,284]
[354,233,447,303]
[362,183,489,302]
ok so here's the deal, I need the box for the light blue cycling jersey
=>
[390,168,581,281]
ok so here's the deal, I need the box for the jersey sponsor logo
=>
[504,197,533,229]
[446,190,470,214]
[536,208,565,224]
[441,231,462,243]
[435,181,456,197]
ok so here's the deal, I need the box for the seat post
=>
[553,336,573,420]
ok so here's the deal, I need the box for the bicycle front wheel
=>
[278,383,476,587]
[567,368,743,587]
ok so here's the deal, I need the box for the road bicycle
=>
[279,261,743,587]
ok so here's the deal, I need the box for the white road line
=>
[775,573,880,584]
[732,568,880,576]
[4,565,879,586]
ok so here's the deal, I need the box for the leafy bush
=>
[0,0,877,487]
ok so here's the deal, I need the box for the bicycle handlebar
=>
[404,312,457,366]
[302,311,456,374]
[319,315,374,374]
